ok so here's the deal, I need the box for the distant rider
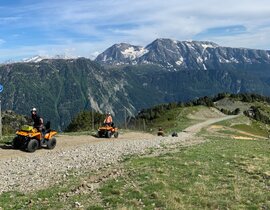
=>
[31,107,44,132]
[104,112,113,126]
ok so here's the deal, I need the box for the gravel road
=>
[0,115,237,193]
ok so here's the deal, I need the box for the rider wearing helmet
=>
[104,112,113,126]
[31,107,44,131]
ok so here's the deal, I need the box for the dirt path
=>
[0,115,237,160]
[0,132,155,160]
[183,115,238,133]
[0,114,239,194]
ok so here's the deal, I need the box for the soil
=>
[0,132,155,160]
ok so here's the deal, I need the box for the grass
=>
[216,129,252,137]
[1,136,268,209]
[144,106,208,135]
[0,169,103,210]
[0,135,14,145]
[232,123,269,137]
[214,115,269,138]
[97,137,270,209]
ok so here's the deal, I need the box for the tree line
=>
[44,93,270,132]
[129,93,270,129]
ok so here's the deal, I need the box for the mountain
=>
[0,58,138,130]
[2,38,270,130]
[95,38,270,70]
[95,43,148,66]
[0,55,79,64]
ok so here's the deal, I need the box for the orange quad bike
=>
[97,124,119,138]
[12,123,57,153]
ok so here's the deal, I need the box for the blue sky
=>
[0,0,270,62]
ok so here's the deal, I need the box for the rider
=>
[104,112,113,126]
[31,107,44,132]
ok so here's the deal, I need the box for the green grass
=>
[216,129,251,137]
[0,135,14,145]
[98,137,270,209]
[232,123,269,137]
[145,106,206,134]
[0,170,103,210]
[214,115,269,138]
[0,137,269,209]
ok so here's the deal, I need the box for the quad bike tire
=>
[27,139,39,153]
[114,132,119,138]
[106,131,112,138]
[12,137,22,149]
[47,137,57,150]
[97,131,102,138]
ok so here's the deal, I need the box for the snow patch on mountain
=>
[22,54,77,63]
[230,57,239,63]
[175,57,184,65]
[197,56,204,63]
[121,47,148,60]
[23,55,47,63]
[201,43,217,50]
[186,42,195,50]
[203,64,207,70]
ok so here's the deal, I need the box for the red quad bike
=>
[12,122,57,153]
[97,124,119,138]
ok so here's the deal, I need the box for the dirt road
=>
[0,132,155,160]
[0,115,238,193]
[0,115,237,160]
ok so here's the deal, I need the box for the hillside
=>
[129,93,270,138]
[0,58,139,130]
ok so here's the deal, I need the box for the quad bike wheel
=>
[27,139,39,153]
[114,132,119,138]
[106,131,112,138]
[12,137,22,149]
[97,131,102,138]
[47,137,57,149]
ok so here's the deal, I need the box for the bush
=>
[65,110,104,132]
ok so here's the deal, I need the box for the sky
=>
[0,0,270,62]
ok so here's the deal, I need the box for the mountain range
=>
[95,38,270,70]
[1,38,270,130]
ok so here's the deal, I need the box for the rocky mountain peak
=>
[95,42,148,65]
[95,38,270,70]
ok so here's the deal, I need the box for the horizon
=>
[0,0,270,62]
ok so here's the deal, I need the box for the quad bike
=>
[97,124,119,138]
[12,122,57,153]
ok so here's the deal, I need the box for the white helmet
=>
[31,107,37,112]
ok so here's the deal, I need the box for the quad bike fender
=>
[44,130,57,140]
[16,130,30,137]
[16,130,42,139]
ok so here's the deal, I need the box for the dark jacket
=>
[32,114,43,128]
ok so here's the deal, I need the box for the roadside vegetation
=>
[64,110,105,132]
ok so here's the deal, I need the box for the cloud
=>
[0,0,270,61]
[0,39,5,45]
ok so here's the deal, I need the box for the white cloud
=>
[0,0,270,61]
[0,39,5,45]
